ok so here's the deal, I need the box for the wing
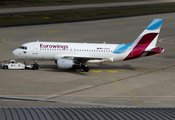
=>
[63,55,105,63]
[54,54,106,63]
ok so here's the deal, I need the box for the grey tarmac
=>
[0,0,175,15]
[0,12,175,107]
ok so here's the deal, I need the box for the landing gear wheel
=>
[81,65,85,68]
[33,64,39,70]
[33,65,39,70]
[84,67,89,72]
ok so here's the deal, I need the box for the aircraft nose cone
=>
[12,49,18,57]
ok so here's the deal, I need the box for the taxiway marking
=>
[38,69,120,73]
[2,34,20,47]
[144,101,161,103]
[2,21,128,46]
[165,17,173,19]
[106,73,146,107]
[156,73,175,87]
[107,70,119,73]
[1,94,175,98]
[2,16,175,46]
[90,70,103,72]
[159,37,175,44]
[38,68,175,72]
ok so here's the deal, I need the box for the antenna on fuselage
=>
[37,40,39,42]
[103,42,105,44]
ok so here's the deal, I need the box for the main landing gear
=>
[81,64,89,72]
[32,60,40,70]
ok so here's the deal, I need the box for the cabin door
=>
[33,44,38,54]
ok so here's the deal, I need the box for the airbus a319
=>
[12,19,164,72]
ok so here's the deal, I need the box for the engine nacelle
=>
[57,58,74,69]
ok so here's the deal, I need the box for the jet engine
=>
[57,58,74,69]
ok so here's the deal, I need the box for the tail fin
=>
[124,19,163,60]
[133,19,163,50]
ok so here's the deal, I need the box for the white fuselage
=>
[12,42,130,63]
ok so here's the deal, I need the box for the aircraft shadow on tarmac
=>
[40,64,136,75]
[93,64,136,70]
[40,64,88,75]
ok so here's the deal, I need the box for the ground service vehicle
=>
[2,60,25,69]
[1,60,39,70]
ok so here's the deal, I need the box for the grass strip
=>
[0,0,139,7]
[1,4,175,27]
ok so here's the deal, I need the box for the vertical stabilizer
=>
[124,19,163,60]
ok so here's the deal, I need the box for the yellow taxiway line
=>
[2,34,20,47]
[106,72,146,107]
[90,70,103,72]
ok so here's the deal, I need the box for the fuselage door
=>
[33,44,38,54]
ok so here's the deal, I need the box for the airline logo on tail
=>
[112,19,163,60]
[124,19,164,60]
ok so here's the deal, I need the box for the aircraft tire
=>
[84,67,89,72]
[81,65,85,68]
[33,65,39,70]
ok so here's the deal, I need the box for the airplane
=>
[12,19,164,72]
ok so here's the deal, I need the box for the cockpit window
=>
[19,46,27,50]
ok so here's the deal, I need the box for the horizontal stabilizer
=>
[141,47,164,57]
